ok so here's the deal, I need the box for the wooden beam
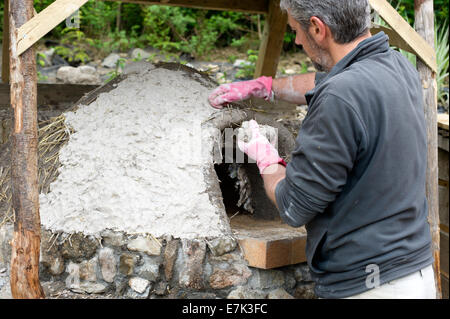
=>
[0,83,100,108]
[438,114,449,131]
[9,0,45,299]
[230,215,307,269]
[254,0,287,78]
[370,24,414,54]
[369,0,437,73]
[414,0,441,299]
[2,0,10,83]
[16,0,89,56]
[104,0,269,14]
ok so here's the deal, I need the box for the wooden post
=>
[9,0,45,299]
[254,0,287,78]
[2,0,10,83]
[414,0,441,299]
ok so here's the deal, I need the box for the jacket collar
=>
[305,32,390,103]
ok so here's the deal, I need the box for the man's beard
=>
[305,32,333,73]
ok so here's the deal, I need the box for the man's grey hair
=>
[280,0,371,44]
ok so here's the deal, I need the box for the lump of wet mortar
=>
[238,120,278,145]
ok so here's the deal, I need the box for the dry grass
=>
[0,114,73,227]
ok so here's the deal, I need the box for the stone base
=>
[0,223,316,299]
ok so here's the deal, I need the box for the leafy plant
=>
[37,71,48,82]
[36,52,47,67]
[235,49,258,79]
[435,21,449,105]
[106,57,126,83]
[300,61,309,74]
[54,28,93,65]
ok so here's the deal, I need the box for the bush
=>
[141,6,262,58]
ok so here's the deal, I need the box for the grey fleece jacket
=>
[275,32,433,298]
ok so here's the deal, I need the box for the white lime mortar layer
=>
[40,67,231,238]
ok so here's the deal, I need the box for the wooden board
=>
[369,0,437,73]
[254,0,287,78]
[370,24,414,54]
[230,215,307,269]
[17,0,89,56]
[438,113,449,131]
[0,82,100,108]
[105,0,269,13]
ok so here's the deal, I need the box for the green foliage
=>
[54,29,92,65]
[141,6,260,58]
[37,71,48,82]
[435,21,449,105]
[97,27,144,55]
[36,52,47,67]
[235,50,258,79]
[389,0,449,27]
[300,61,309,74]
[106,57,126,83]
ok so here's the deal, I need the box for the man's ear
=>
[309,16,328,45]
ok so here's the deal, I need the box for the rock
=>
[56,66,101,85]
[119,253,136,276]
[233,59,252,68]
[0,276,11,299]
[101,53,121,68]
[248,269,285,290]
[284,270,297,290]
[267,288,294,299]
[153,281,169,296]
[294,283,317,299]
[98,247,116,283]
[209,263,252,289]
[227,286,267,299]
[65,262,80,289]
[207,237,237,256]
[284,68,296,75]
[0,224,13,266]
[77,65,96,75]
[137,256,160,282]
[164,239,179,281]
[129,277,150,294]
[180,292,217,299]
[79,257,98,282]
[130,48,151,61]
[72,282,108,294]
[101,229,125,247]
[61,233,99,263]
[0,268,6,273]
[123,61,155,76]
[115,281,128,296]
[40,230,65,276]
[178,239,206,290]
[293,263,313,282]
[127,236,161,256]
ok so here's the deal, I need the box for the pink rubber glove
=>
[208,76,273,108]
[237,120,287,174]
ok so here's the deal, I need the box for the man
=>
[208,0,436,299]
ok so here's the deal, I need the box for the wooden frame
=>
[369,0,437,72]
[2,0,442,298]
